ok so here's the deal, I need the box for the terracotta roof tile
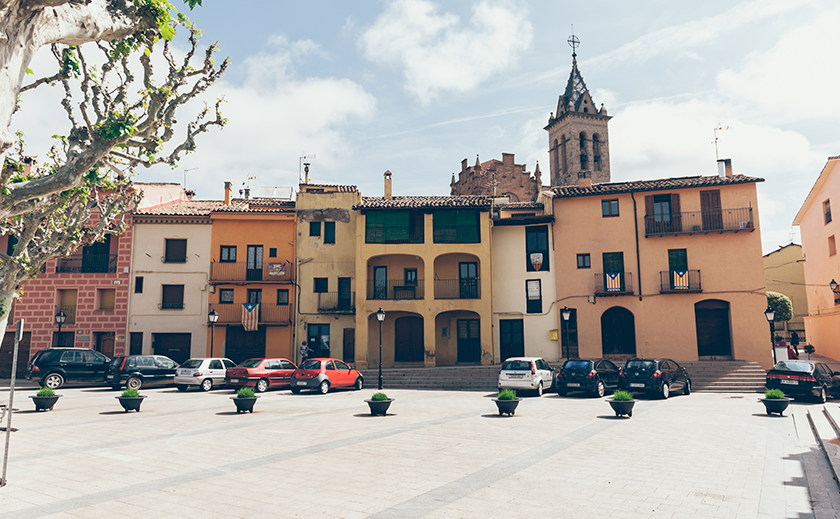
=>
[354,196,491,210]
[550,174,764,199]
[135,200,223,216]
[213,198,295,213]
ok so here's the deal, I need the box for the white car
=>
[175,357,236,392]
[498,357,555,397]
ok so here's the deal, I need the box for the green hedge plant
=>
[121,387,140,398]
[497,388,517,400]
[612,390,633,401]
[765,389,785,400]
[36,387,55,397]
[371,392,389,401]
[236,387,255,399]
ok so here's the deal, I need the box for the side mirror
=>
[833,372,840,377]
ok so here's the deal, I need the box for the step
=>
[807,407,840,486]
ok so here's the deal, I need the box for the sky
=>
[12,0,840,254]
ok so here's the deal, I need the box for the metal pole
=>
[770,321,777,365]
[210,322,215,357]
[378,319,383,390]
[563,320,568,359]
[57,322,62,346]
[2,320,23,487]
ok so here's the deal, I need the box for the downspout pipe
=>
[631,191,643,301]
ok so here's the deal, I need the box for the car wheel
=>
[683,379,691,396]
[127,377,142,390]
[318,380,329,394]
[176,384,188,392]
[291,388,301,394]
[354,377,363,391]
[818,386,827,404]
[255,379,269,393]
[536,382,544,397]
[661,383,670,400]
[43,373,64,390]
[595,381,605,398]
[200,379,213,392]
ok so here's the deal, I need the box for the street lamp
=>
[376,307,386,390]
[765,305,776,365]
[208,309,219,356]
[831,279,838,292]
[561,306,571,359]
[54,310,67,347]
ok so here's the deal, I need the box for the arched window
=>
[579,132,588,170]
[553,139,559,179]
[561,137,567,177]
[593,134,601,172]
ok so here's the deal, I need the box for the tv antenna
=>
[713,124,729,161]
[183,167,198,189]
[299,154,316,184]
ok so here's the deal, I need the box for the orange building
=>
[206,183,297,363]
[547,166,772,368]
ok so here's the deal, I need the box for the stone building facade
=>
[450,153,542,202]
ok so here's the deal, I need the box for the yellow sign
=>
[549,329,558,341]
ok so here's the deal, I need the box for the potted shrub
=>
[608,390,635,417]
[231,387,259,413]
[116,387,146,412]
[760,389,791,416]
[364,392,394,416]
[804,344,815,360]
[492,388,521,416]
[30,387,61,411]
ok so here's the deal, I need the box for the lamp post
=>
[765,305,776,365]
[54,310,67,347]
[376,307,385,390]
[561,306,571,359]
[208,309,219,356]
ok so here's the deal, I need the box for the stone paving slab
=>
[0,386,839,518]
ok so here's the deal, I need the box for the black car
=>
[765,360,840,403]
[26,347,110,389]
[106,355,179,390]
[556,358,620,397]
[619,358,691,399]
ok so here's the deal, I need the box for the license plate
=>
[230,379,239,383]
[106,374,114,379]
[567,383,580,387]
[780,379,798,385]
[509,374,523,379]
[296,381,307,386]
[629,383,645,388]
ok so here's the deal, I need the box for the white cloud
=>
[359,0,532,104]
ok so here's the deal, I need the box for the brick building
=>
[450,153,542,202]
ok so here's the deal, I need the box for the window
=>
[161,285,185,309]
[668,249,688,271]
[526,279,542,314]
[593,134,601,172]
[645,193,682,233]
[269,248,277,258]
[830,235,836,257]
[277,289,289,305]
[209,359,223,370]
[579,132,588,169]
[577,254,591,269]
[57,289,77,324]
[603,252,624,273]
[310,221,321,237]
[653,195,671,223]
[324,222,335,244]
[433,210,480,243]
[825,200,832,225]
[219,289,234,304]
[525,225,549,272]
[134,276,144,294]
[314,278,328,293]
[98,289,115,310]
[404,269,417,285]
[365,211,424,244]
[601,199,619,217]
[220,246,236,262]
[164,239,187,263]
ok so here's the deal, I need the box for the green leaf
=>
[25,68,33,75]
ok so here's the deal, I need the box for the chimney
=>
[384,170,392,200]
[224,181,232,205]
[303,163,310,184]
[244,188,250,199]
[724,158,733,177]
[184,189,196,201]
[578,178,592,188]
[717,158,733,178]
[461,159,468,173]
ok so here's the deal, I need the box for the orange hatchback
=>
[290,358,364,394]
[225,358,298,393]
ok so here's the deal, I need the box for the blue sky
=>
[14,0,840,253]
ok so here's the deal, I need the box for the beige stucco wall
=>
[492,223,559,361]
[128,220,212,358]
[764,244,807,333]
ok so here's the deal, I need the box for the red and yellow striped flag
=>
[242,303,259,331]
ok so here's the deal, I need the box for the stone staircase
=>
[362,360,769,393]
[806,405,840,488]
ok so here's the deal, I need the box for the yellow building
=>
[793,156,840,360]
[295,183,361,364]
[354,172,493,369]
[763,244,807,335]
[549,168,772,368]
[206,183,297,362]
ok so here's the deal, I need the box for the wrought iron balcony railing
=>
[317,292,355,313]
[659,270,702,293]
[432,225,480,244]
[594,272,634,296]
[366,279,425,300]
[644,207,754,236]
[208,303,292,324]
[210,261,293,282]
[434,279,481,299]
[55,253,117,273]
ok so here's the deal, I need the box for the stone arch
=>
[579,132,588,170]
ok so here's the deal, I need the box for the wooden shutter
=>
[670,194,682,232]
[644,195,654,233]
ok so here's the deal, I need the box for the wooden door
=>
[343,328,355,363]
[700,190,722,230]
[395,316,423,362]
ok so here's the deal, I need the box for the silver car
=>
[174,358,236,392]
[498,357,555,397]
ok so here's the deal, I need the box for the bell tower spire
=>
[544,32,612,187]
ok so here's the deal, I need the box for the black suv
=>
[106,355,179,390]
[27,348,111,389]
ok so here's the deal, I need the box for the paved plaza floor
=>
[0,385,839,519]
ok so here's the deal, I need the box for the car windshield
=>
[563,360,591,370]
[180,359,203,369]
[502,360,532,371]
[301,360,322,370]
[238,359,262,368]
[625,360,656,371]
[772,361,814,373]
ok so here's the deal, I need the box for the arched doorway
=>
[695,300,732,358]
[601,307,636,357]
[395,316,423,362]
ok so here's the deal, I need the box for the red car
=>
[225,358,298,393]
[290,358,364,394]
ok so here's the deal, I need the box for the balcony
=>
[160,302,184,310]
[644,208,754,236]
[208,303,292,324]
[365,228,424,244]
[367,279,425,300]
[659,270,702,293]
[318,292,355,313]
[55,253,117,273]
[432,225,480,244]
[54,305,77,324]
[434,279,481,299]
[594,272,634,296]
[210,262,293,283]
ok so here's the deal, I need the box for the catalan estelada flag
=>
[242,303,260,331]
[606,272,622,292]
[673,270,689,289]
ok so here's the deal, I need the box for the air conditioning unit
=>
[739,221,749,229]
